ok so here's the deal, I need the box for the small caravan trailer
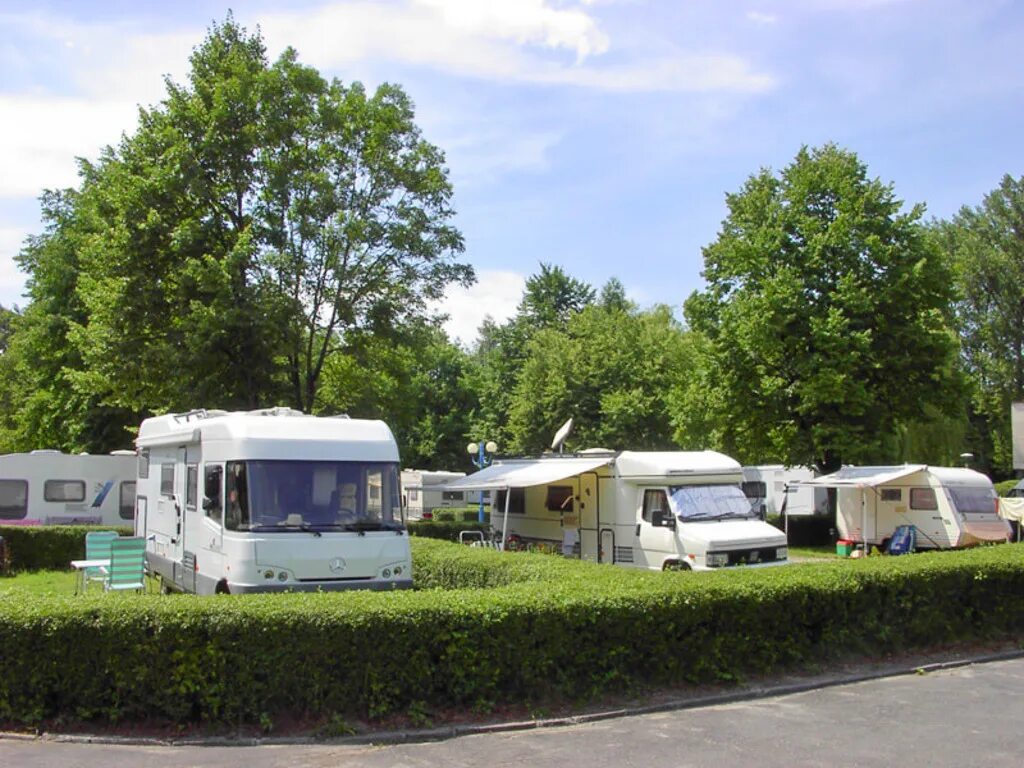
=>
[741,465,828,518]
[0,450,136,526]
[799,465,1011,550]
[444,450,788,571]
[135,408,412,594]
[401,469,487,520]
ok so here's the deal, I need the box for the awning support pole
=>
[502,485,511,551]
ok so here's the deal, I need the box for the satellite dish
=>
[551,418,574,454]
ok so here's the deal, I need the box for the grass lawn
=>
[788,544,842,560]
[0,569,161,598]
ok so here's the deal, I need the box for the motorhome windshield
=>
[225,460,401,532]
[668,484,755,521]
[947,486,997,517]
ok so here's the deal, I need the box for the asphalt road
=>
[3,656,1023,767]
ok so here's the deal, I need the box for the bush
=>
[0,525,134,573]
[406,520,490,542]
[430,507,486,523]
[1,539,1023,728]
[995,479,1019,496]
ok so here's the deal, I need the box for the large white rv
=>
[135,408,412,594]
[741,465,828,518]
[445,450,788,571]
[0,450,136,527]
[800,465,1011,550]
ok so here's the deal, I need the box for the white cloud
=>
[0,227,29,308]
[0,96,140,198]
[257,1,774,93]
[432,269,525,345]
[746,11,778,25]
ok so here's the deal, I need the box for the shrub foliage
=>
[1,539,1023,728]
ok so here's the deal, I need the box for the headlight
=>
[382,568,392,578]
[776,547,788,561]
[706,552,728,567]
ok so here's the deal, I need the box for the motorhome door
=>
[172,447,186,563]
[636,488,679,569]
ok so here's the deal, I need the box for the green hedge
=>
[406,520,490,542]
[1,540,1023,728]
[995,479,1019,496]
[0,525,134,573]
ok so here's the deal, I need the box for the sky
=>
[1,0,1022,345]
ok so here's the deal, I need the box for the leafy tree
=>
[936,174,1024,475]
[517,262,595,328]
[683,144,960,472]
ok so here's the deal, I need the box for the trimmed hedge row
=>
[1,540,1023,727]
[0,525,134,573]
[406,520,490,542]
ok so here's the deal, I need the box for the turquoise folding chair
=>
[83,530,118,592]
[104,536,147,593]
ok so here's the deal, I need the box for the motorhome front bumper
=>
[228,576,414,593]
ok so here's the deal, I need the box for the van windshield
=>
[668,484,756,521]
[947,486,997,517]
[225,460,402,532]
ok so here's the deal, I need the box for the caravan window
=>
[409,489,419,502]
[948,486,997,517]
[138,449,150,479]
[0,480,28,519]
[160,464,174,496]
[494,489,525,515]
[224,460,402,531]
[44,480,86,502]
[119,481,136,520]
[880,488,902,502]
[909,487,937,510]
[546,486,574,511]
[442,491,464,501]
[204,465,223,521]
[185,465,198,509]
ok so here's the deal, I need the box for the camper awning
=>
[440,456,614,491]
[796,465,928,489]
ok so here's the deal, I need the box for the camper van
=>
[800,465,1011,550]
[401,469,488,520]
[0,450,136,526]
[445,449,788,571]
[135,408,412,594]
[741,465,828,518]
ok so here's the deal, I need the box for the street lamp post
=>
[467,440,498,523]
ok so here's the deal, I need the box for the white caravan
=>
[741,465,828,518]
[401,469,488,520]
[0,450,136,527]
[135,408,412,594]
[799,465,1011,550]
[444,450,788,571]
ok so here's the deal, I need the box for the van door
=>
[172,447,186,565]
[200,463,225,586]
[636,488,679,570]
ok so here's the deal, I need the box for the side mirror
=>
[652,509,675,529]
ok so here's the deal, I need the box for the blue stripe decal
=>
[91,480,114,508]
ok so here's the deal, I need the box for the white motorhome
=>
[444,449,788,571]
[0,450,136,527]
[800,465,1011,550]
[135,408,412,594]
[741,465,828,518]
[401,469,488,520]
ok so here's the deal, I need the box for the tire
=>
[663,559,691,572]
[215,579,231,595]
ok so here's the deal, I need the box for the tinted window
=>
[186,465,198,509]
[948,486,996,516]
[741,481,766,499]
[119,481,136,520]
[160,464,174,496]
[642,489,670,523]
[204,465,223,521]
[880,488,902,502]
[0,479,28,519]
[909,487,937,510]
[138,449,150,479]
[546,485,573,511]
[442,491,464,501]
[44,480,86,502]
[494,488,525,515]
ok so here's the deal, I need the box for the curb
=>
[5,648,1024,748]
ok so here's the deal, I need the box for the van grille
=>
[714,547,784,566]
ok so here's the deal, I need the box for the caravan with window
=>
[0,451,136,526]
[135,408,412,594]
[446,449,788,571]
[799,465,1011,550]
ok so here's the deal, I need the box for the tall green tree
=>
[683,144,960,472]
[937,174,1024,474]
